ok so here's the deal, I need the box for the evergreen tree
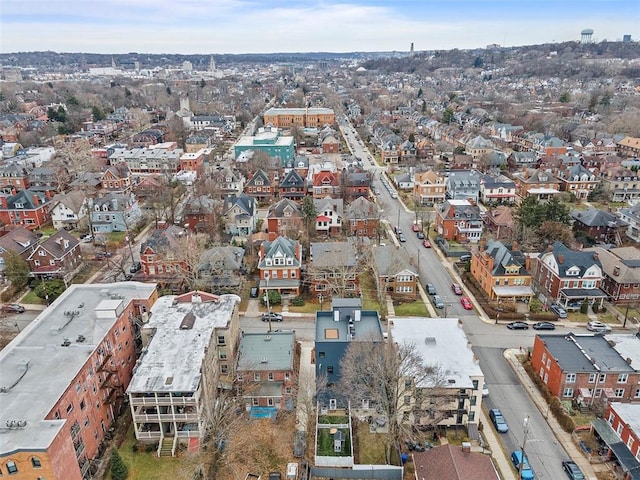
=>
[110,448,128,480]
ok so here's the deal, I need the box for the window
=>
[541,353,547,364]
[327,366,334,375]
[285,386,292,394]
[267,398,274,406]
[220,364,228,374]
[635,387,640,399]
[472,380,479,390]
[566,373,576,383]
[318,352,325,358]
[84,417,89,427]
[617,374,628,384]
[562,388,574,398]
[615,388,625,398]
[268,372,274,381]
[588,373,597,383]
[599,374,606,383]
[217,335,225,346]
[284,372,290,381]
[80,399,86,410]
[66,403,74,414]
[468,411,475,422]
[31,457,42,468]
[254,373,260,381]
[470,396,477,406]
[6,461,17,474]
[219,351,227,360]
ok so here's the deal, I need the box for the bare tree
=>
[337,338,447,463]
[308,242,361,298]
[172,233,212,290]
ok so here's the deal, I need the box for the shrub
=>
[580,301,589,314]
[292,296,305,306]
[144,443,157,453]
[260,290,281,306]
[110,448,128,480]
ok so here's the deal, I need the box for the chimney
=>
[613,266,620,276]
[0,196,6,209]
[593,253,599,261]
[461,442,471,453]
[558,254,564,264]
[512,240,518,252]
[525,254,531,272]
[32,194,40,206]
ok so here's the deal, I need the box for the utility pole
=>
[264,274,272,333]
[519,415,531,477]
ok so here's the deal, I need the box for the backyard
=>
[393,300,429,317]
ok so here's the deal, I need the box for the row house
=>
[465,135,494,161]
[244,169,276,202]
[413,170,446,206]
[619,203,640,243]
[574,137,618,157]
[185,134,211,153]
[197,246,246,294]
[312,169,340,199]
[511,168,561,203]
[129,128,164,147]
[585,246,640,306]
[0,163,29,191]
[27,230,82,283]
[479,174,516,205]
[132,174,164,201]
[342,170,371,201]
[0,189,51,230]
[223,193,257,237]
[309,241,359,298]
[531,333,640,404]
[128,292,240,454]
[533,241,607,307]
[506,151,538,171]
[108,146,182,177]
[557,164,599,200]
[415,138,435,160]
[266,198,303,237]
[314,196,343,237]
[179,150,206,178]
[436,199,483,244]
[0,226,39,276]
[0,283,158,480]
[90,192,141,234]
[445,170,480,204]
[49,191,88,231]
[346,196,379,239]
[279,169,307,201]
[470,240,533,302]
[594,403,640,480]
[599,167,640,203]
[571,208,628,246]
[372,245,419,301]
[398,139,416,164]
[616,136,640,158]
[236,332,297,416]
[257,236,302,296]
[208,166,245,198]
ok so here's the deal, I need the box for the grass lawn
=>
[71,264,101,284]
[359,273,384,314]
[107,231,128,243]
[288,300,322,314]
[357,424,387,464]
[571,411,596,428]
[568,312,590,323]
[393,301,428,317]
[21,289,45,305]
[317,427,351,456]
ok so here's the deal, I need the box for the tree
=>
[301,195,317,237]
[535,220,575,248]
[442,107,455,124]
[110,448,128,480]
[172,233,212,291]
[3,251,30,290]
[337,339,446,463]
[559,92,571,103]
[545,197,571,224]
[515,196,545,229]
[34,279,66,303]
[91,105,106,121]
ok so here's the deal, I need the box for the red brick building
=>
[593,403,640,480]
[0,189,51,230]
[435,199,483,243]
[27,230,82,283]
[266,198,303,236]
[346,196,379,239]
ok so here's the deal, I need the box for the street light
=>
[518,415,531,478]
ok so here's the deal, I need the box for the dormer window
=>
[566,267,580,276]
[14,202,24,209]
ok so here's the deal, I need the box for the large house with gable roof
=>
[257,236,302,296]
[223,193,257,236]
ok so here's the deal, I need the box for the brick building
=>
[263,107,335,129]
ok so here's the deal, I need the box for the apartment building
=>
[263,107,335,128]
[0,282,158,480]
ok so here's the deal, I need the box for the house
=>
[321,133,340,153]
[137,225,188,291]
[100,164,132,193]
[531,332,640,404]
[49,191,88,230]
[0,282,157,479]
[557,164,599,200]
[412,445,499,480]
[483,205,515,240]
[90,192,141,234]
[619,203,640,243]
[197,246,246,294]
[236,332,297,417]
[413,170,446,206]
[507,151,538,171]
[533,241,607,307]
[208,166,245,198]
[390,318,485,428]
[599,167,640,203]
[132,174,165,200]
[372,245,419,301]
[465,135,494,161]
[128,292,240,454]
[0,163,29,191]
[0,226,39,276]
[394,172,413,190]
[616,136,640,158]
[445,170,480,204]
[244,169,275,202]
[27,230,82,283]
[257,236,302,296]
[233,126,295,166]
[470,240,533,302]
[266,198,303,237]
[224,193,257,237]
[345,196,379,239]
[181,195,221,233]
[179,150,206,178]
[314,298,383,385]
[314,196,343,236]
[278,169,307,201]
[591,403,640,480]
[571,208,628,246]
[341,170,371,201]
[511,168,561,203]
[479,174,516,205]
[0,189,50,230]
[312,170,340,199]
[309,241,359,298]
[435,199,483,243]
[584,246,640,306]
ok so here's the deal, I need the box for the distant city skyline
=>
[1,0,638,55]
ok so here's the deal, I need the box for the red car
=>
[422,239,431,248]
[460,297,473,310]
[411,224,420,232]
[451,283,463,295]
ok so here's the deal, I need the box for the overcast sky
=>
[1,0,638,54]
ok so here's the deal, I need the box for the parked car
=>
[459,254,471,262]
[422,239,431,248]
[268,472,282,480]
[489,408,508,433]
[562,460,585,480]
[587,321,611,332]
[451,283,463,295]
[482,385,489,397]
[250,286,259,298]
[511,450,535,480]
[550,303,568,318]
[432,295,444,309]
[81,234,93,243]
[129,261,142,273]
[394,226,402,234]
[425,283,437,295]
[416,232,425,239]
[2,303,25,313]
[460,297,473,310]
[533,321,556,330]
[411,224,420,232]
[262,312,284,322]
[507,321,530,330]
[398,234,407,242]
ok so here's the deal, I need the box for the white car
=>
[81,234,94,243]
[587,321,611,332]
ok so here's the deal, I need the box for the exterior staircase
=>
[158,437,174,457]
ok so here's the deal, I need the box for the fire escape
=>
[97,349,123,406]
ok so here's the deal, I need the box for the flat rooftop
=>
[127,293,239,394]
[390,317,483,388]
[315,309,383,343]
[0,282,157,455]
[237,332,295,371]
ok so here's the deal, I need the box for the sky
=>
[1,0,638,55]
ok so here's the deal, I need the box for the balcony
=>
[132,412,199,423]
[130,395,197,406]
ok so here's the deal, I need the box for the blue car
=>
[511,450,535,480]
[489,408,509,433]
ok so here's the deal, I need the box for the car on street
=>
[250,286,259,298]
[489,408,508,433]
[432,295,444,309]
[412,224,420,232]
[390,192,398,199]
[130,261,142,273]
[482,385,489,397]
[460,297,473,310]
[533,321,556,330]
[416,232,425,239]
[261,312,284,322]
[422,239,431,248]
[561,460,585,479]
[398,234,407,242]
[511,450,535,480]
[394,226,402,234]
[459,254,471,262]
[81,234,94,243]
[2,303,25,313]
[425,283,437,295]
[451,283,463,295]
[507,321,530,330]
[550,303,568,318]
[587,320,612,332]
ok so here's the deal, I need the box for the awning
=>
[493,286,534,297]
[259,278,300,289]
[560,288,608,299]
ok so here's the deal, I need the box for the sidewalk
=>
[504,349,603,480]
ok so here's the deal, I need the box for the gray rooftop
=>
[237,332,295,371]
[390,318,483,388]
[0,282,157,455]
[127,293,240,394]
[315,307,382,343]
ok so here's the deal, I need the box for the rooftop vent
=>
[76,335,86,343]
[264,335,272,341]
[180,313,196,330]
[260,357,268,364]
[61,339,71,347]
[425,337,437,345]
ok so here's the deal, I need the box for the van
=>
[459,254,471,262]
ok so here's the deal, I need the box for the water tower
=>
[581,29,594,44]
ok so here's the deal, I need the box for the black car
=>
[130,261,142,273]
[262,312,283,322]
[507,321,529,330]
[533,321,556,330]
[562,460,585,479]
[416,232,425,239]
[250,286,259,298]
